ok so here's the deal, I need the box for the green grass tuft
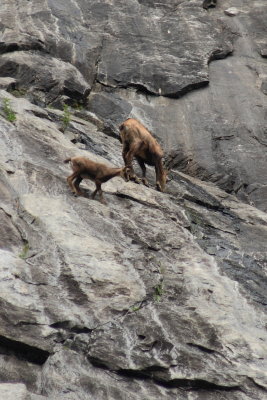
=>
[61,104,71,132]
[19,242,30,259]
[2,98,16,123]
[153,282,164,302]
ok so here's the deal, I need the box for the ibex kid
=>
[64,156,128,204]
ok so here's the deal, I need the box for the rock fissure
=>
[116,368,242,392]
[0,335,50,365]
[49,321,92,334]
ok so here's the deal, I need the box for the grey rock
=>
[0,383,45,400]
[0,0,233,100]
[0,90,267,400]
[261,79,267,95]
[88,90,132,137]
[224,7,240,16]
[92,0,266,211]
[0,1,267,399]
[0,52,90,107]
[0,77,17,91]
[0,384,27,400]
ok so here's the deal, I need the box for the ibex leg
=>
[92,181,106,204]
[124,144,142,184]
[155,160,165,192]
[73,176,83,196]
[136,156,149,187]
[67,172,81,195]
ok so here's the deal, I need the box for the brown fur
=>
[64,156,128,204]
[119,118,167,192]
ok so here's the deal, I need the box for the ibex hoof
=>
[141,178,149,187]
[130,175,141,184]
[156,183,163,192]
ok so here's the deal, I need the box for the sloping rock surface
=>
[0,0,266,399]
[1,0,266,210]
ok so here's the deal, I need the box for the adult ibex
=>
[119,118,168,192]
[64,156,128,204]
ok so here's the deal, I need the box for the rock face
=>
[0,0,267,399]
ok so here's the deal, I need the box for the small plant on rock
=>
[61,104,71,132]
[10,89,27,98]
[19,242,30,259]
[2,98,16,123]
[130,302,142,313]
[73,100,84,111]
[153,282,164,303]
